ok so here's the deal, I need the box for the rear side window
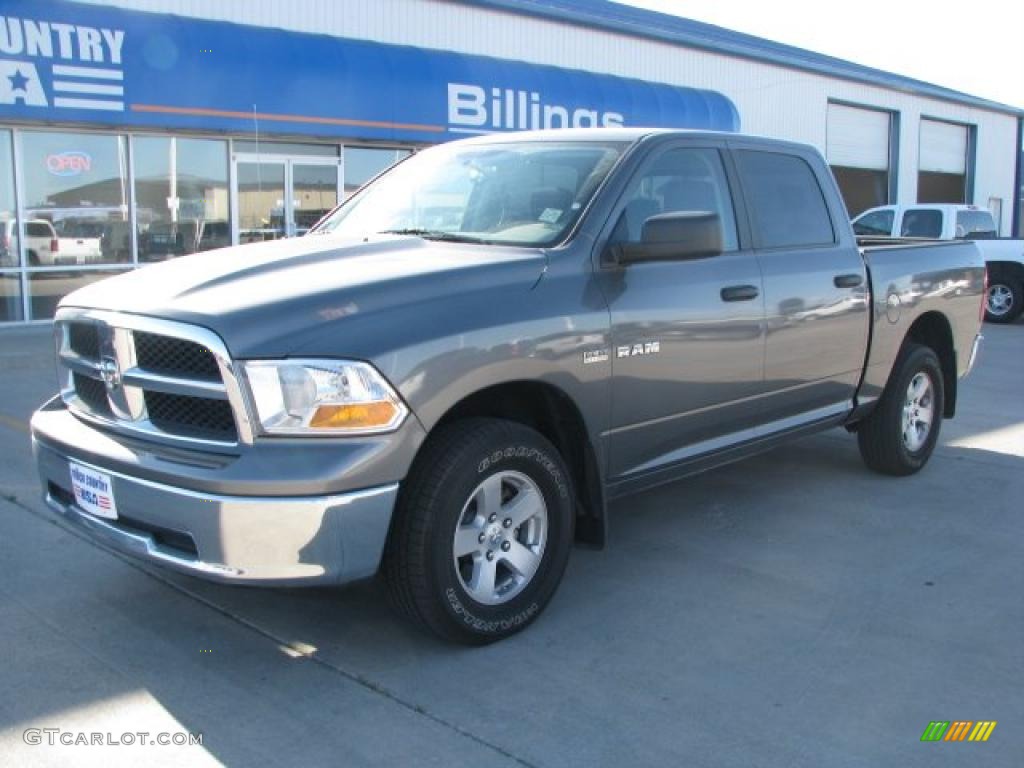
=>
[954,210,997,239]
[736,150,835,249]
[900,209,942,238]
[853,209,895,236]
[26,222,53,237]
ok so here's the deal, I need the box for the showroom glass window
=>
[344,147,411,198]
[0,129,21,322]
[20,131,131,320]
[133,137,230,262]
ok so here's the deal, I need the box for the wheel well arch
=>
[985,260,1024,285]
[428,381,606,548]
[905,311,957,417]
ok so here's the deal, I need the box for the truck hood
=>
[61,235,547,358]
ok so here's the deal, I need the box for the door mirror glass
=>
[616,211,723,264]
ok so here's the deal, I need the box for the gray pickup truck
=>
[31,129,985,644]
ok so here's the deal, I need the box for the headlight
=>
[242,359,407,435]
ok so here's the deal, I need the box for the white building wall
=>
[76,0,1021,232]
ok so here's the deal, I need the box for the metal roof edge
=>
[453,0,1024,117]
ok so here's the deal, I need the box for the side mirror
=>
[614,211,723,264]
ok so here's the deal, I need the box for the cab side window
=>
[900,209,942,238]
[853,209,894,237]
[612,147,739,251]
[735,150,835,248]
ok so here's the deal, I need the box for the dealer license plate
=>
[69,462,118,520]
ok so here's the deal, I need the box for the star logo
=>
[7,68,30,92]
[0,62,47,107]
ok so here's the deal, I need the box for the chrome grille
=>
[135,331,221,380]
[145,391,236,440]
[72,372,111,417]
[69,323,100,359]
[56,310,253,448]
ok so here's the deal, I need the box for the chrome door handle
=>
[720,284,760,302]
[834,273,864,288]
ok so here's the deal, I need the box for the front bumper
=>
[31,401,417,586]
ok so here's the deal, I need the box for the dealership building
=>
[1,0,1021,325]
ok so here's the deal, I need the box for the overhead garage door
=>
[828,104,890,169]
[919,119,969,203]
[826,103,891,216]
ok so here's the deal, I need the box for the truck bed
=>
[856,238,985,406]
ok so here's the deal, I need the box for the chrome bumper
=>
[35,439,398,586]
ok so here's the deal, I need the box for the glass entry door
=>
[292,163,339,235]
[236,160,286,243]
[233,154,340,244]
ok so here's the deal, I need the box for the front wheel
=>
[384,419,574,644]
[984,279,1022,323]
[857,343,944,476]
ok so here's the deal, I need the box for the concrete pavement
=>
[1,320,1021,766]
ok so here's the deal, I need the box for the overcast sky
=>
[615,0,1024,110]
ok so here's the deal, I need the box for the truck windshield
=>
[311,140,627,246]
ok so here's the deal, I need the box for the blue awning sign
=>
[0,0,740,142]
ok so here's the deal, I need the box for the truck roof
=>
[455,127,816,152]
[858,203,993,215]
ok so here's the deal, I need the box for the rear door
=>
[597,140,766,480]
[730,144,870,424]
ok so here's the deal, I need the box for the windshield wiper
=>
[378,228,489,244]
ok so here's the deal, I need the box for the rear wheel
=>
[984,279,1022,323]
[384,419,574,644]
[857,343,944,476]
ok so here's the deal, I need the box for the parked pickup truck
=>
[32,129,985,644]
[1,218,59,266]
[55,220,104,264]
[852,203,1024,323]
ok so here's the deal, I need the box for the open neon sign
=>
[46,151,92,177]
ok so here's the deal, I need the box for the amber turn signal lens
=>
[309,401,399,429]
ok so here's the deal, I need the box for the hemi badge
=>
[583,349,609,365]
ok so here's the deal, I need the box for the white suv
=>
[1,219,60,267]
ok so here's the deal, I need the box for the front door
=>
[232,154,341,244]
[598,143,766,481]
